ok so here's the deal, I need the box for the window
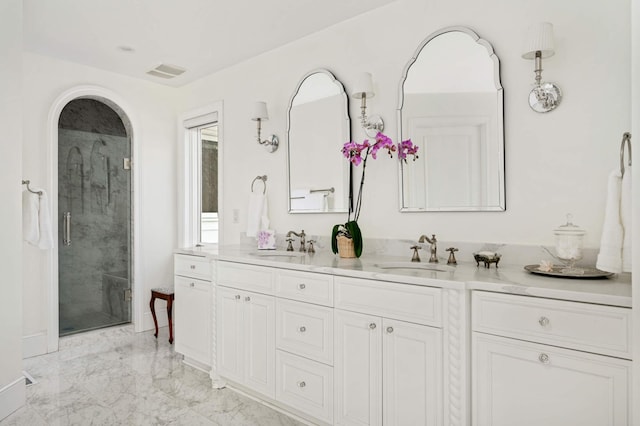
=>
[181,104,223,246]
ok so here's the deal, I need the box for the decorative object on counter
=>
[418,234,438,263]
[538,259,554,272]
[331,132,419,258]
[474,251,501,268]
[251,101,279,152]
[257,229,276,250]
[524,264,613,279]
[446,247,459,265]
[522,22,562,113]
[336,234,356,258]
[246,175,270,237]
[352,72,384,137]
[597,132,632,274]
[553,214,585,274]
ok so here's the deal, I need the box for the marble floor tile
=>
[2,325,304,426]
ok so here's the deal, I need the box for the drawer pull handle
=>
[386,326,394,333]
[369,323,377,330]
[298,326,306,333]
[189,282,195,288]
[538,353,550,364]
[298,283,306,290]
[235,295,241,300]
[245,296,251,302]
[538,316,550,327]
[297,381,306,388]
[190,265,196,270]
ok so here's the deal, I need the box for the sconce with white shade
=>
[352,72,384,137]
[522,22,562,113]
[251,101,279,152]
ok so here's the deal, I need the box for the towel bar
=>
[620,132,632,177]
[22,180,43,196]
[251,175,267,194]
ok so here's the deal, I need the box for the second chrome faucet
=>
[418,234,438,263]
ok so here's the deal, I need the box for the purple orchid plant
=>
[332,132,419,257]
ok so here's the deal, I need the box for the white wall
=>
[21,52,179,341]
[0,0,25,419]
[177,0,630,250]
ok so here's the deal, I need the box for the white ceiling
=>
[23,0,396,87]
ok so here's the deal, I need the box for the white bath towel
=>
[22,188,54,249]
[246,191,270,237]
[596,169,626,273]
[621,166,632,272]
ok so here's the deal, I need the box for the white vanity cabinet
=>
[472,291,632,426]
[334,276,444,426]
[174,254,212,369]
[216,262,276,398]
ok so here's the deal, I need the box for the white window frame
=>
[178,101,224,247]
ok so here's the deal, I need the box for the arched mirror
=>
[398,27,505,211]
[287,69,351,213]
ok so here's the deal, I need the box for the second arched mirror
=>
[397,27,505,211]
[287,69,351,213]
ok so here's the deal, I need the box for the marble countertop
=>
[176,245,632,308]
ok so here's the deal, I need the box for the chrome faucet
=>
[286,230,306,252]
[418,234,438,263]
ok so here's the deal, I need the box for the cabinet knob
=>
[298,326,306,333]
[189,282,195,288]
[369,323,377,330]
[190,265,196,270]
[538,316,550,327]
[235,295,241,300]
[298,283,306,290]
[386,326,394,334]
[245,296,251,302]
[297,381,306,388]
[538,353,550,364]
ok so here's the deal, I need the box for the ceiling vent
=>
[146,63,186,79]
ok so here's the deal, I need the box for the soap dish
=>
[474,251,501,268]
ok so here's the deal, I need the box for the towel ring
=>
[251,175,267,194]
[22,180,43,196]
[620,132,632,177]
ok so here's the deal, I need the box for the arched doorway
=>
[57,98,132,335]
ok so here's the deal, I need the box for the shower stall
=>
[58,98,132,336]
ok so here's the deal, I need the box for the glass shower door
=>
[58,100,132,336]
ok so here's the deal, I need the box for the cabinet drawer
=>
[276,350,333,424]
[472,291,632,359]
[276,270,333,307]
[276,299,333,365]
[335,276,442,327]
[217,261,275,294]
[174,254,212,281]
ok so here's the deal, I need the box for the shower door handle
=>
[63,212,71,246]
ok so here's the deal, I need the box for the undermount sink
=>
[250,250,306,258]
[374,262,455,273]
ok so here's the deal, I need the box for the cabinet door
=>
[243,291,276,399]
[334,310,382,426]
[383,319,442,426]
[473,333,630,426]
[216,286,244,384]
[175,276,211,366]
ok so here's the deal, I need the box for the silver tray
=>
[524,264,614,279]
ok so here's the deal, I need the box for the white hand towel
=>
[23,190,40,245]
[596,170,623,273]
[247,191,270,237]
[22,188,54,250]
[621,166,632,272]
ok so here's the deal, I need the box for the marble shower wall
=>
[58,99,131,333]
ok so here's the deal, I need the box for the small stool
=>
[150,288,175,344]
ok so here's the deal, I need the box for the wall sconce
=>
[522,22,562,113]
[251,101,279,152]
[351,72,384,137]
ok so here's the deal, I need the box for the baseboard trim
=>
[0,376,26,421]
[23,332,48,359]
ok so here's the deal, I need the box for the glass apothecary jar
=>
[554,214,585,273]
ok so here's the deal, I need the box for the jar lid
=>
[553,214,585,236]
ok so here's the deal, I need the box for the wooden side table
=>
[150,288,175,344]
